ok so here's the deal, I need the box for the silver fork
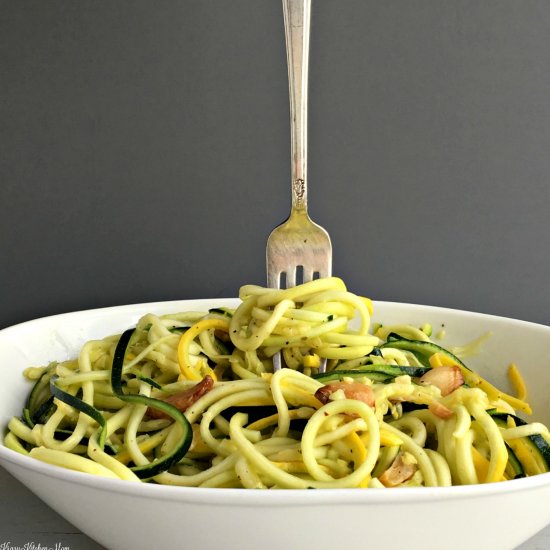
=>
[266,0,332,372]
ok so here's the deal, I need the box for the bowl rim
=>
[2,296,550,334]
[2,297,550,505]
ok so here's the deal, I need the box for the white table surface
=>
[1,465,549,550]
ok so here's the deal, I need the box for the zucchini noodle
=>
[5,277,550,487]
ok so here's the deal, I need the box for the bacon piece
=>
[314,381,375,407]
[379,452,418,487]
[419,366,464,397]
[148,375,214,419]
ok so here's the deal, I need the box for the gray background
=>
[1,1,550,548]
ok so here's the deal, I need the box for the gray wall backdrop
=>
[2,1,550,327]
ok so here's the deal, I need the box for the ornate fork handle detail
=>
[292,178,307,210]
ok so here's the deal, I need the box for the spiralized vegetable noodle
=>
[5,277,550,487]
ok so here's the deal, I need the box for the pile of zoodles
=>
[5,277,550,487]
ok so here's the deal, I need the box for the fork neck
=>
[283,0,310,213]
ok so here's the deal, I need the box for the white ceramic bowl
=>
[1,299,550,550]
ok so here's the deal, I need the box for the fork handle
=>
[283,0,311,213]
